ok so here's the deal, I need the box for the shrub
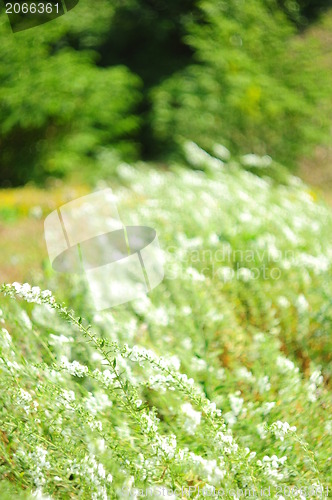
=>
[0,3,142,186]
[0,148,331,496]
[151,0,331,168]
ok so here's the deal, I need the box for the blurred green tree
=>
[0,1,142,186]
[0,0,331,184]
[150,0,331,166]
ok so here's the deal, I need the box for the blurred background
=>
[1,0,332,282]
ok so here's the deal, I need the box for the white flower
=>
[257,376,271,393]
[325,420,332,435]
[184,141,223,170]
[88,420,103,432]
[19,388,32,401]
[307,370,323,402]
[181,403,201,434]
[7,283,55,305]
[271,421,296,441]
[181,305,192,315]
[60,390,75,408]
[237,267,253,282]
[153,434,177,459]
[141,412,158,434]
[1,328,12,347]
[241,154,272,168]
[102,369,116,387]
[276,356,299,374]
[257,423,268,439]
[60,356,88,377]
[213,144,231,161]
[261,402,276,415]
[229,393,243,416]
[49,334,72,345]
[277,296,290,308]
[223,412,237,427]
[296,294,309,313]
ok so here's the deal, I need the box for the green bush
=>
[0,2,142,186]
[151,0,331,168]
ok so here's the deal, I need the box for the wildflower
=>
[141,412,158,434]
[257,423,268,439]
[271,421,296,441]
[1,327,12,347]
[277,296,290,308]
[241,154,272,168]
[307,370,323,402]
[276,356,298,374]
[237,267,253,282]
[229,393,243,416]
[60,390,75,409]
[261,402,276,415]
[257,376,271,393]
[181,403,201,434]
[60,356,88,377]
[213,143,231,161]
[296,294,309,313]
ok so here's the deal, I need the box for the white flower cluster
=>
[1,327,12,348]
[59,389,75,409]
[271,421,297,441]
[257,454,288,481]
[257,376,271,393]
[257,423,268,440]
[88,420,103,432]
[84,391,112,416]
[152,434,177,460]
[184,141,224,170]
[9,283,54,305]
[276,355,299,374]
[59,356,88,377]
[67,455,112,500]
[188,452,226,484]
[92,368,117,388]
[296,294,309,313]
[181,402,201,435]
[17,388,38,415]
[140,411,178,461]
[241,153,272,168]
[16,446,51,488]
[215,429,239,455]
[141,411,159,434]
[203,400,222,418]
[224,392,244,427]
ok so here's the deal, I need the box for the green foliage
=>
[1,0,332,184]
[151,0,331,167]
[0,150,331,496]
[0,2,142,185]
